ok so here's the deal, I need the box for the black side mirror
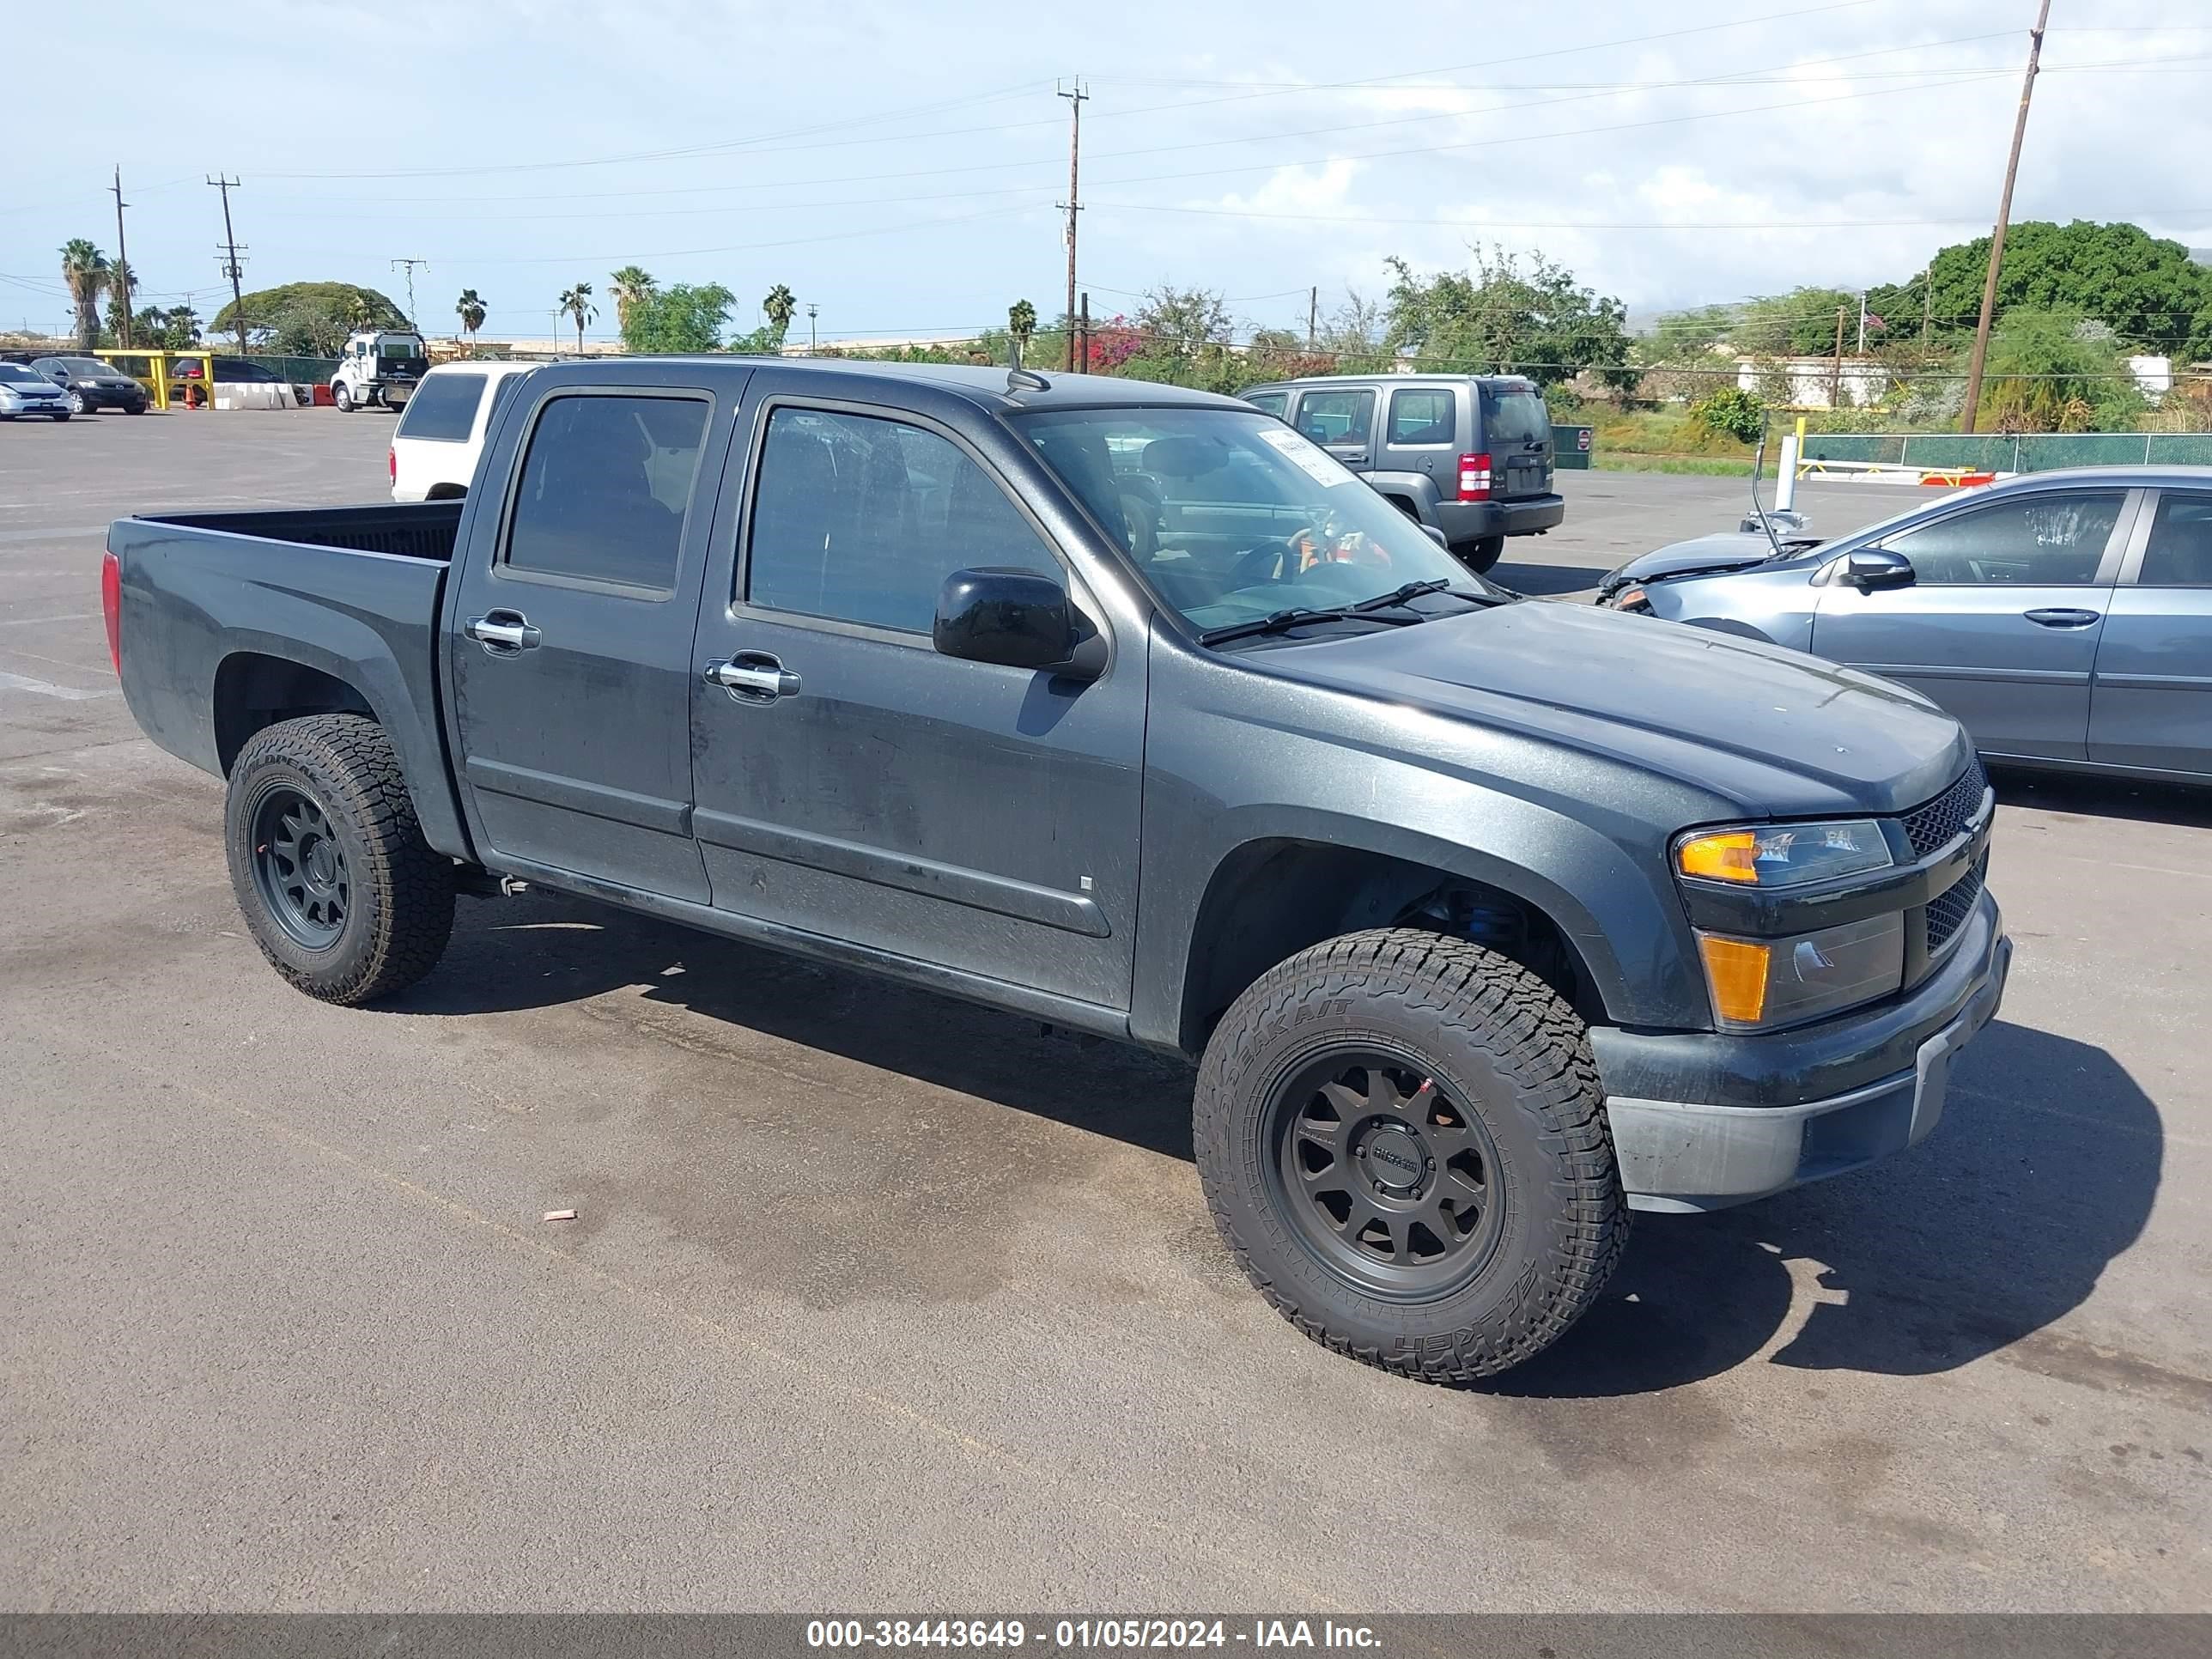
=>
[1846,548,1916,592]
[934,567,1101,680]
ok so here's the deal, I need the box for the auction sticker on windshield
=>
[1256,425,1352,487]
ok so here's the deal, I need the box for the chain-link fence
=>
[1802,432,2212,472]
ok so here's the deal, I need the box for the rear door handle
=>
[706,653,800,702]
[2023,608,2100,629]
[465,611,540,653]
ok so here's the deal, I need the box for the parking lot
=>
[3,410,2208,1611]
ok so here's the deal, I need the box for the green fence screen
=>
[1802,432,2212,472]
[1552,424,1594,470]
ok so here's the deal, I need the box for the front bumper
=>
[1593,890,2010,1212]
[80,386,146,410]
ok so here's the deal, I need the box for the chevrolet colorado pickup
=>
[104,358,2010,1382]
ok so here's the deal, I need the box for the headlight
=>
[1609,585,1650,613]
[1675,819,1893,887]
[1695,913,1905,1030]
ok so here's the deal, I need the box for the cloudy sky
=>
[5,0,2207,345]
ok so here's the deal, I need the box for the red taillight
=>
[1458,453,1492,503]
[388,446,397,483]
[100,550,122,677]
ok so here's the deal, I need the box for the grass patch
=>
[1590,453,1766,477]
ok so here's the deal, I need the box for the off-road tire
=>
[224,714,454,1005]
[1194,927,1626,1383]
[1457,534,1505,574]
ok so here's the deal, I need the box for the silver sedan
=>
[1595,466,2212,784]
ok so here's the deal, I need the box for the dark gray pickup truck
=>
[105,358,2010,1382]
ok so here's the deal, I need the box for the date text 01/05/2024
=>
[805,1620,1382,1650]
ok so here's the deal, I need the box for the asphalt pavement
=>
[3,409,2207,1612]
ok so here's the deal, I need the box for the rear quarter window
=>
[397,373,486,441]
[1244,390,1287,418]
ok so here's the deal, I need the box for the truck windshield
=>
[1013,407,1498,637]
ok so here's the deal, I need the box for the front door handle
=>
[2023,608,2101,629]
[466,611,540,653]
[706,653,800,702]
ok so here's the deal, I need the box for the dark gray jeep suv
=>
[1242,374,1564,572]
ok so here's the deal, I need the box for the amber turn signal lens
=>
[1677,830,1761,884]
[1697,935,1771,1025]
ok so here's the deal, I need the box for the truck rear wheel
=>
[1194,928,1626,1382]
[224,714,454,1006]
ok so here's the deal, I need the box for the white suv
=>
[388,362,538,501]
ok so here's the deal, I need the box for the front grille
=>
[1923,851,1987,954]
[1900,757,1990,858]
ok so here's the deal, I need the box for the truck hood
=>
[1257,599,1970,818]
[1594,531,1821,599]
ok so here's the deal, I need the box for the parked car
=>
[31,356,149,415]
[104,358,2007,1382]
[0,362,72,421]
[1595,466,2212,783]
[388,361,538,501]
[1239,374,1563,573]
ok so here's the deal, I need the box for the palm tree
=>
[609,266,657,333]
[1007,298,1037,368]
[763,283,797,346]
[454,289,487,355]
[104,258,137,346]
[557,283,596,355]
[59,239,110,351]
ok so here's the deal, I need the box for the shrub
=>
[1689,386,1768,444]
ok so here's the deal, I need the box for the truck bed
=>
[136,501,463,563]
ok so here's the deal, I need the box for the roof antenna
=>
[1008,366,1051,392]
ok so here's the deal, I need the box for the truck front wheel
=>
[1194,928,1626,1382]
[333,381,355,412]
[224,714,454,1005]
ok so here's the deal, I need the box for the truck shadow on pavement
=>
[1494,1018,2165,1398]
[400,897,2161,1399]
[1488,560,1604,599]
[1989,763,2212,831]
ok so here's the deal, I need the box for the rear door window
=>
[503,392,709,591]
[395,373,485,441]
[2138,493,2212,586]
[1388,388,1455,446]
[1294,388,1373,447]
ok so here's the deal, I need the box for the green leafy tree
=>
[454,289,487,353]
[623,283,734,353]
[1133,284,1232,360]
[608,267,657,332]
[59,239,110,351]
[557,283,595,354]
[101,258,137,344]
[762,283,797,348]
[1866,221,2212,359]
[1006,298,1037,365]
[1384,246,1637,390]
[1689,386,1768,444]
[213,283,408,355]
[1978,306,2145,433]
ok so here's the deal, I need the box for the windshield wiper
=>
[1199,605,1425,647]
[1348,578,1455,613]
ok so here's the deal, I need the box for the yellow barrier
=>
[90,348,191,410]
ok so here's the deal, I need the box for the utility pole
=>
[1079,291,1091,372]
[1960,0,2051,434]
[1830,305,1846,410]
[805,304,817,356]
[110,167,131,348]
[1059,77,1086,374]
[1921,269,1934,359]
[208,176,248,356]
[1856,291,1867,355]
[389,258,428,326]
[1308,285,1319,352]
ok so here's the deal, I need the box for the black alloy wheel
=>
[1267,1048,1504,1299]
[248,783,350,950]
